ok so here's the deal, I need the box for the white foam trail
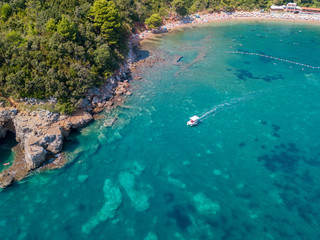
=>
[199,92,256,121]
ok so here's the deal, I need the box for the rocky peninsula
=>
[0,47,134,188]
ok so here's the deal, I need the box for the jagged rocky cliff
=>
[0,79,131,188]
[0,107,93,187]
[0,42,136,188]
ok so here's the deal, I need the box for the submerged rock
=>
[103,117,117,127]
[174,232,186,240]
[82,179,122,234]
[193,192,220,215]
[107,130,122,144]
[78,175,89,182]
[119,171,150,212]
[167,176,186,189]
[125,227,135,237]
[98,133,107,143]
[144,232,158,240]
[130,161,146,176]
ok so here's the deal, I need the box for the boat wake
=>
[199,93,256,121]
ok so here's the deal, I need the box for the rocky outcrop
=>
[0,40,136,188]
[0,76,132,188]
[0,128,7,138]
[0,108,93,188]
[0,108,17,138]
[86,73,131,113]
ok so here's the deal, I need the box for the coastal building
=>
[286,3,301,13]
[270,5,286,12]
[269,2,320,14]
[270,3,301,13]
[301,7,320,14]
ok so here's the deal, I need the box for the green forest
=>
[0,0,320,113]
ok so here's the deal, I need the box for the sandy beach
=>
[130,11,320,43]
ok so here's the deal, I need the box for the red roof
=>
[302,7,320,11]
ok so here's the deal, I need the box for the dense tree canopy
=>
[0,3,12,21]
[0,0,320,113]
[145,13,162,29]
[0,0,125,112]
[90,0,123,45]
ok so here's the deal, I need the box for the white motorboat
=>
[187,116,200,126]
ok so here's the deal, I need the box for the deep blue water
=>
[1,21,320,240]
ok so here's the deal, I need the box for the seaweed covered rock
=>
[0,172,15,188]
[0,108,17,138]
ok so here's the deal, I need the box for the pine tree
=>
[90,0,122,45]
[57,15,77,40]
[25,0,42,20]
[0,3,12,21]
[145,13,162,29]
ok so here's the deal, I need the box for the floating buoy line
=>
[227,51,319,69]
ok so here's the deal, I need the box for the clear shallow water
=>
[2,21,320,240]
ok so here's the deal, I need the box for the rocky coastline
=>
[0,42,136,188]
[3,10,318,188]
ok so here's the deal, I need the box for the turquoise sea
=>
[2,21,320,240]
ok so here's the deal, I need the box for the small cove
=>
[0,131,17,172]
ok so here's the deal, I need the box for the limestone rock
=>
[25,144,47,169]
[92,96,100,106]
[0,41,134,188]
[0,172,15,188]
[64,111,93,130]
[104,101,113,107]
[0,108,94,187]
[27,126,63,154]
[103,118,117,127]
[45,132,64,154]
[0,127,8,138]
